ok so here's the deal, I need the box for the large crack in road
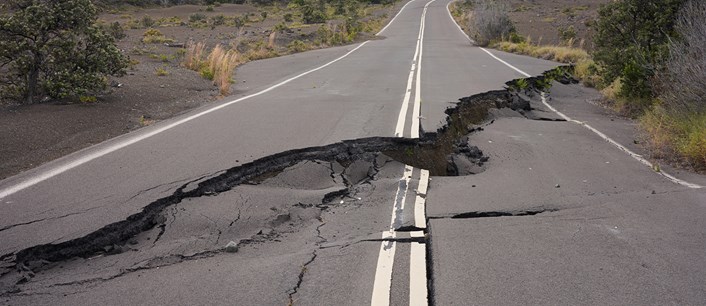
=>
[0,67,576,302]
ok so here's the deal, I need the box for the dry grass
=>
[204,44,239,95]
[493,41,590,63]
[142,28,175,44]
[267,31,276,49]
[182,42,239,95]
[573,59,601,87]
[183,41,206,71]
[641,107,706,171]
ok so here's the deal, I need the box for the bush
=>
[105,21,126,40]
[656,0,706,114]
[469,0,516,47]
[641,0,706,171]
[142,28,175,43]
[140,15,155,28]
[558,25,576,43]
[190,13,207,23]
[301,0,328,24]
[284,13,293,22]
[593,0,684,103]
[287,40,309,53]
[0,0,128,104]
[211,14,225,26]
[183,42,239,95]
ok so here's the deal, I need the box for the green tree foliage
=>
[593,0,684,100]
[0,0,129,104]
[297,0,328,24]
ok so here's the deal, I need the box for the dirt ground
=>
[506,0,609,49]
[0,1,404,180]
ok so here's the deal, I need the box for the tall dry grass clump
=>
[182,42,239,95]
[184,41,206,70]
[204,44,239,95]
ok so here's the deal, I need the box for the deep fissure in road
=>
[0,67,574,296]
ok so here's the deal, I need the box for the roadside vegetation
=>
[451,0,705,172]
[1,0,398,103]
[0,0,129,104]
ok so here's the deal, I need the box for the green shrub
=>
[211,14,225,26]
[287,40,309,53]
[593,0,684,105]
[558,25,576,42]
[79,95,97,103]
[140,15,154,28]
[190,13,207,23]
[301,0,327,24]
[0,0,128,104]
[105,21,126,40]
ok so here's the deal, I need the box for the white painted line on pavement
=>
[478,48,532,78]
[394,8,424,137]
[409,241,428,306]
[377,0,417,36]
[0,41,375,200]
[414,169,429,229]
[445,1,702,189]
[396,0,436,138]
[411,0,435,138]
[371,165,413,306]
[540,94,703,189]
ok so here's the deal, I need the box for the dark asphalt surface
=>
[1,0,705,304]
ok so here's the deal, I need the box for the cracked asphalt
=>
[2,0,706,305]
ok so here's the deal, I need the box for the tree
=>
[0,0,129,104]
[593,0,684,99]
[657,0,706,113]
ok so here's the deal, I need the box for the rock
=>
[555,184,561,188]
[225,241,239,253]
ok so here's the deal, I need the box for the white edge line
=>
[540,94,703,189]
[445,1,701,189]
[478,47,531,78]
[445,1,530,77]
[377,0,417,36]
[0,0,423,200]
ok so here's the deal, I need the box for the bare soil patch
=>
[506,0,609,49]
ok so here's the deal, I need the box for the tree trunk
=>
[25,54,40,104]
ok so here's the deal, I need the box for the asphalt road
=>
[1,0,705,304]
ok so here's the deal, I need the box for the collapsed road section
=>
[0,67,577,304]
